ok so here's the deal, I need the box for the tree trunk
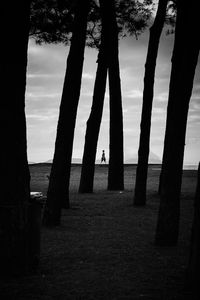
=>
[107,0,124,191]
[79,0,109,193]
[0,1,31,276]
[134,0,168,206]
[186,163,200,297]
[155,0,200,246]
[44,0,89,226]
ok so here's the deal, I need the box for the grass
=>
[0,164,197,299]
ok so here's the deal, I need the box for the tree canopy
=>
[30,0,155,47]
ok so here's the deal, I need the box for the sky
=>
[26,28,200,166]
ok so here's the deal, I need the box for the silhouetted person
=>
[101,150,106,164]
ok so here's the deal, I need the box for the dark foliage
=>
[30,0,154,47]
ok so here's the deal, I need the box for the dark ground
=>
[0,164,197,299]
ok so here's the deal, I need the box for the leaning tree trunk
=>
[44,0,90,226]
[134,0,168,206]
[79,0,109,193]
[0,1,31,276]
[155,0,200,246]
[107,0,124,191]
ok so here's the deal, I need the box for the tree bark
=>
[155,0,200,246]
[107,0,124,191]
[79,0,109,193]
[0,1,31,275]
[134,0,168,206]
[44,0,90,226]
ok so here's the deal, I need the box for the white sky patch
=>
[188,114,200,122]
[125,89,143,99]
[80,91,93,98]
[27,73,63,79]
[26,34,200,165]
[26,92,61,99]
[78,103,93,112]
[28,43,46,55]
[151,106,167,124]
[123,108,129,114]
[151,115,166,124]
[82,72,94,80]
[26,113,58,121]
[153,107,166,114]
[191,101,200,110]
[124,127,139,135]
[191,94,200,101]
[193,84,200,93]
[154,92,168,103]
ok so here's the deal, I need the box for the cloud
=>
[154,92,168,103]
[26,33,200,164]
[27,73,63,79]
[124,89,143,99]
[82,72,94,80]
[26,92,61,99]
[26,111,58,122]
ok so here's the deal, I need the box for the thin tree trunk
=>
[44,0,89,226]
[79,0,109,193]
[78,55,107,193]
[134,0,168,206]
[107,0,124,191]
[155,0,200,246]
[0,1,31,275]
